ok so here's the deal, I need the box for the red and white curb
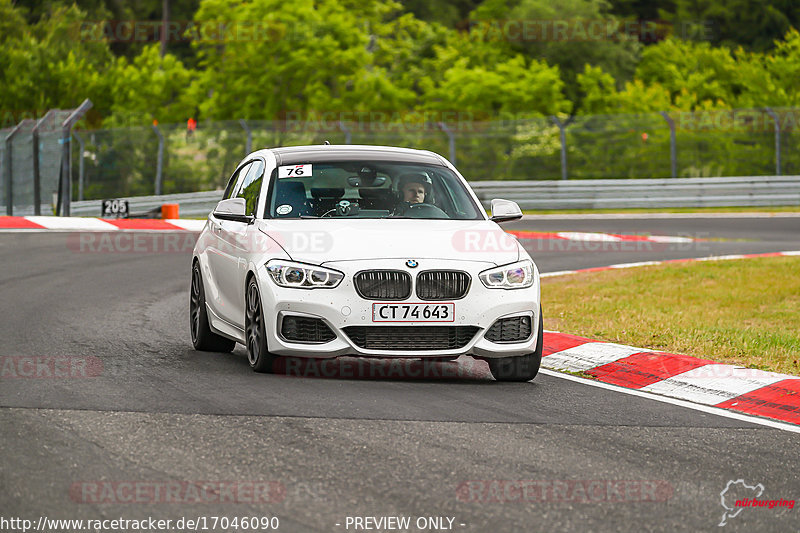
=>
[542,331,800,426]
[0,216,205,232]
[541,251,800,277]
[0,217,697,243]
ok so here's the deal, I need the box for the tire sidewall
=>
[247,278,274,372]
[489,309,543,381]
[190,261,236,353]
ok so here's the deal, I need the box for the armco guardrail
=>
[60,176,800,218]
[470,175,800,210]
[69,190,225,218]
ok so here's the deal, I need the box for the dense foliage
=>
[3,0,800,127]
[2,0,798,196]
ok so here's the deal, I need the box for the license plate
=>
[372,302,455,322]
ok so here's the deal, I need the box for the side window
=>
[222,162,252,200]
[236,159,265,216]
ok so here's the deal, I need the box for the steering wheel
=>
[401,202,449,219]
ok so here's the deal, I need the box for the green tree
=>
[0,3,114,119]
[578,65,673,114]
[187,0,416,119]
[424,53,571,115]
[634,35,800,109]
[670,0,800,52]
[401,0,482,27]
[14,0,202,62]
[106,44,196,125]
[470,0,642,108]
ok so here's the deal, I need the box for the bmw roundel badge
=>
[406,259,418,268]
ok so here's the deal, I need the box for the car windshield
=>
[265,161,484,220]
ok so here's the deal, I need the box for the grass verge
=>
[541,256,800,375]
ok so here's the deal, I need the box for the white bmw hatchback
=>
[190,145,543,381]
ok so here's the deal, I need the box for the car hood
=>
[255,219,520,266]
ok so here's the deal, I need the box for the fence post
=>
[0,142,3,213]
[4,121,27,215]
[32,111,59,215]
[551,116,568,180]
[74,131,86,201]
[152,123,164,196]
[438,122,456,165]
[764,107,781,176]
[58,99,92,216]
[338,121,352,144]
[660,111,677,178]
[240,119,252,154]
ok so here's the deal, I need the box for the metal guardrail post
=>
[551,116,568,180]
[338,121,352,144]
[58,99,92,216]
[32,110,60,215]
[764,107,781,176]
[74,131,86,201]
[0,143,3,211]
[4,121,28,215]
[240,119,252,154]
[438,122,456,165]
[660,112,677,178]
[152,123,164,196]
[32,126,39,213]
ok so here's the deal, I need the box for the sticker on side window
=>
[278,164,312,178]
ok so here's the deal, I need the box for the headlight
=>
[479,260,536,289]
[266,260,344,289]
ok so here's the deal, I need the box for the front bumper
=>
[256,258,540,359]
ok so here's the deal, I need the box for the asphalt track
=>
[1,214,799,532]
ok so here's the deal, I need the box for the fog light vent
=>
[485,316,532,343]
[281,316,336,343]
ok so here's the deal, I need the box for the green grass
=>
[541,256,800,375]
[521,206,800,215]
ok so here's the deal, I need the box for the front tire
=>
[190,261,236,353]
[488,308,543,382]
[245,277,277,373]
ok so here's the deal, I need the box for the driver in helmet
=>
[399,171,431,204]
[394,171,433,215]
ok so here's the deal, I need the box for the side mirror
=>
[213,198,253,223]
[489,199,523,223]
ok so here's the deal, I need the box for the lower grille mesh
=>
[343,326,478,351]
[281,316,336,343]
[485,316,532,343]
